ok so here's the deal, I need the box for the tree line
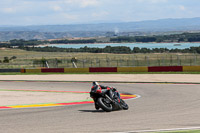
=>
[18,45,200,54]
[1,32,200,54]
[50,39,96,44]
[0,39,97,47]
[1,32,200,48]
[110,32,200,43]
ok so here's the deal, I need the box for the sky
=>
[0,0,200,26]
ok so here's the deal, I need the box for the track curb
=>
[0,89,137,110]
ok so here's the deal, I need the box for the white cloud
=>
[150,0,168,3]
[80,0,99,7]
[52,5,63,11]
[64,0,99,8]
[1,7,16,13]
[0,0,200,25]
[92,11,109,17]
[61,13,78,20]
[12,13,79,25]
[179,5,186,11]
[136,0,168,3]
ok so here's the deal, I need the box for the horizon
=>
[1,0,200,26]
[0,17,200,27]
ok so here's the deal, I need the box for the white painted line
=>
[125,94,141,101]
[115,127,200,133]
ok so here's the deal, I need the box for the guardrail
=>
[20,66,200,73]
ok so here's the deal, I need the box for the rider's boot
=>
[95,102,99,110]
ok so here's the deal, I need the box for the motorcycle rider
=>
[91,82,121,110]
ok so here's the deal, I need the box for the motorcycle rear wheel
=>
[97,97,113,112]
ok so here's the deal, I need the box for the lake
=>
[42,43,200,49]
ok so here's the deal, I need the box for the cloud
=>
[52,5,63,11]
[64,0,99,8]
[80,0,99,7]
[179,5,186,11]
[0,0,200,26]
[92,11,109,17]
[136,0,168,3]
[61,13,78,20]
[1,8,15,13]
[150,0,168,3]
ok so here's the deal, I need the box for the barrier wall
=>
[20,66,200,73]
[21,69,25,73]
[25,69,41,73]
[182,66,200,72]
[64,68,89,73]
[0,69,21,73]
[148,66,183,72]
[89,67,117,72]
[41,68,64,73]
[117,67,148,72]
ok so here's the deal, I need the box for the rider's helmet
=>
[92,81,99,86]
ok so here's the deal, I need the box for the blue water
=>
[43,43,200,49]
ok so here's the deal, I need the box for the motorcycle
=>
[90,82,129,112]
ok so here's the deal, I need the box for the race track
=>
[0,81,200,133]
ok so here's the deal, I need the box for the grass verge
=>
[154,130,200,133]
[1,48,200,68]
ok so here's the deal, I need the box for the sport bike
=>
[90,82,129,112]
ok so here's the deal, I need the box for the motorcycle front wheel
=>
[120,99,129,110]
[97,97,113,112]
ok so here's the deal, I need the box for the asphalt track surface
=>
[0,81,200,133]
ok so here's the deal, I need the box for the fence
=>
[1,54,200,68]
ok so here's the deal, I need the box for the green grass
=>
[154,130,200,133]
[1,48,200,68]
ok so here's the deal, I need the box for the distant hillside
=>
[0,31,109,41]
[1,17,200,41]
